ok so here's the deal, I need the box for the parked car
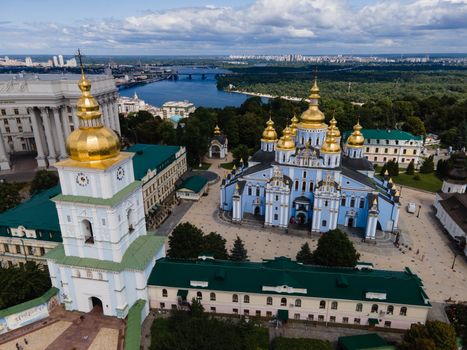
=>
[407,202,416,213]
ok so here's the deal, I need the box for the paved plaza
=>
[177,155,467,303]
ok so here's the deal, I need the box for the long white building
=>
[0,73,120,170]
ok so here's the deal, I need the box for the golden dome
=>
[321,118,341,154]
[299,77,327,129]
[347,120,365,147]
[66,70,120,162]
[329,116,341,138]
[261,117,278,142]
[290,114,299,136]
[276,126,295,151]
[214,124,221,135]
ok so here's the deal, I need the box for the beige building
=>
[147,257,431,330]
[0,73,120,170]
[160,100,195,119]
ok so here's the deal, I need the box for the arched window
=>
[232,294,238,303]
[355,303,363,312]
[267,297,273,305]
[319,300,326,309]
[295,299,301,307]
[127,209,135,233]
[82,219,94,244]
[244,295,250,303]
[302,181,306,191]
[295,181,299,190]
[196,291,202,300]
[210,292,216,301]
[309,182,313,192]
[162,289,168,297]
[400,307,407,316]
[281,298,287,306]
[371,304,378,313]
[331,301,338,310]
[387,305,394,315]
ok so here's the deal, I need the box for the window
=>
[211,307,216,313]
[40,247,45,256]
[295,299,301,307]
[403,149,407,154]
[210,292,216,301]
[294,313,300,320]
[244,295,250,303]
[255,310,261,317]
[356,303,363,312]
[275,195,279,201]
[3,244,9,253]
[267,297,272,305]
[324,200,328,207]
[413,150,417,155]
[330,316,336,323]
[350,198,355,207]
[302,181,306,191]
[160,302,165,309]
[359,199,365,208]
[233,308,238,314]
[295,181,299,190]
[375,147,379,153]
[371,304,378,313]
[400,307,407,316]
[86,270,92,279]
[280,298,287,306]
[385,321,392,328]
[343,317,349,324]
[319,300,326,309]
[309,182,313,191]
[16,117,21,124]
[341,197,346,206]
[232,294,238,303]
[308,314,314,321]
[244,309,249,315]
[384,148,388,153]
[401,158,405,163]
[374,156,377,161]
[0,109,5,116]
[331,301,338,310]
[387,305,394,315]
[274,214,278,220]
[196,291,202,300]
[162,289,168,297]
[376,140,380,144]
[14,108,19,115]
[383,157,387,162]
[322,220,327,227]
[354,318,361,325]
[256,188,260,196]
[248,187,252,196]
[366,147,369,152]
[16,245,21,254]
[318,315,324,322]
[394,148,398,153]
[266,311,272,318]
[18,126,22,132]
[82,219,94,244]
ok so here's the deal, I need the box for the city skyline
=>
[1,0,467,55]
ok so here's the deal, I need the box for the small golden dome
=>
[290,114,299,136]
[66,70,120,162]
[321,118,341,154]
[214,124,221,135]
[276,126,295,151]
[261,117,278,142]
[329,116,341,138]
[347,120,365,147]
[299,77,327,129]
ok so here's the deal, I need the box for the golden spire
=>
[214,124,221,135]
[276,125,295,151]
[346,118,365,147]
[384,169,389,176]
[299,76,326,129]
[261,115,278,142]
[232,164,237,171]
[321,117,341,154]
[290,114,299,136]
[66,49,120,162]
[329,115,341,138]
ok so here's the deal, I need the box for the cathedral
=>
[220,79,400,238]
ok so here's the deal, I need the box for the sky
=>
[1,0,467,55]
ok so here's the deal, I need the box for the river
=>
[119,67,267,108]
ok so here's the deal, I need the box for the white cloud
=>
[1,0,467,53]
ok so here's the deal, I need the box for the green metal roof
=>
[148,257,431,307]
[45,235,165,271]
[53,181,141,207]
[177,175,208,193]
[343,129,422,142]
[338,333,395,350]
[124,299,146,350]
[0,287,59,318]
[127,144,181,180]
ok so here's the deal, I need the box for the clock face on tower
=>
[76,173,89,187]
[116,166,125,181]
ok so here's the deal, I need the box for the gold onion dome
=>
[290,114,299,136]
[276,126,295,150]
[321,118,341,153]
[299,77,326,129]
[214,124,221,135]
[261,117,278,141]
[329,116,340,138]
[347,120,365,147]
[66,70,120,162]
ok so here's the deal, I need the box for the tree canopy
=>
[230,236,248,262]
[0,182,21,213]
[400,321,457,350]
[311,229,360,267]
[296,242,314,265]
[29,170,59,195]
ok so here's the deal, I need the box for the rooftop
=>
[438,192,467,233]
[162,100,195,108]
[0,73,111,82]
[148,257,431,307]
[177,175,208,193]
[343,129,423,142]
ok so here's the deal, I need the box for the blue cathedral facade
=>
[220,79,400,239]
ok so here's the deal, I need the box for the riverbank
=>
[229,89,308,102]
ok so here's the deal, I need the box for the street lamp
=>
[452,252,458,270]
[416,204,422,218]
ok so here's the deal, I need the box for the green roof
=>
[343,129,423,142]
[177,175,208,193]
[53,181,141,207]
[0,185,61,240]
[0,287,59,318]
[124,299,146,350]
[127,144,181,180]
[45,235,165,271]
[148,257,431,307]
[338,333,395,350]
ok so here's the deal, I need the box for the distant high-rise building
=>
[58,55,64,67]
[66,57,77,67]
[52,55,59,67]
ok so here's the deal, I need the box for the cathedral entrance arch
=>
[296,212,307,225]
[254,206,260,216]
[210,145,220,158]
[90,296,103,314]
[348,217,354,227]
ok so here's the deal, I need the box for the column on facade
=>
[40,107,57,164]
[99,98,109,128]
[62,106,72,136]
[112,98,121,135]
[52,107,68,159]
[0,127,11,171]
[30,108,47,168]
[71,106,79,130]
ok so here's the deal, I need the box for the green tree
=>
[436,159,449,178]
[0,183,21,213]
[202,232,228,260]
[271,337,332,350]
[232,144,250,167]
[406,159,415,175]
[380,160,399,177]
[401,321,457,350]
[403,116,426,136]
[230,236,248,261]
[420,155,435,174]
[29,170,59,195]
[296,242,314,264]
[167,222,205,259]
[159,120,177,145]
[312,229,360,267]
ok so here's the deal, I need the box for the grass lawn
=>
[393,172,442,192]
[220,162,235,170]
[194,162,211,170]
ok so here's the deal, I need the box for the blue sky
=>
[1,0,466,55]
